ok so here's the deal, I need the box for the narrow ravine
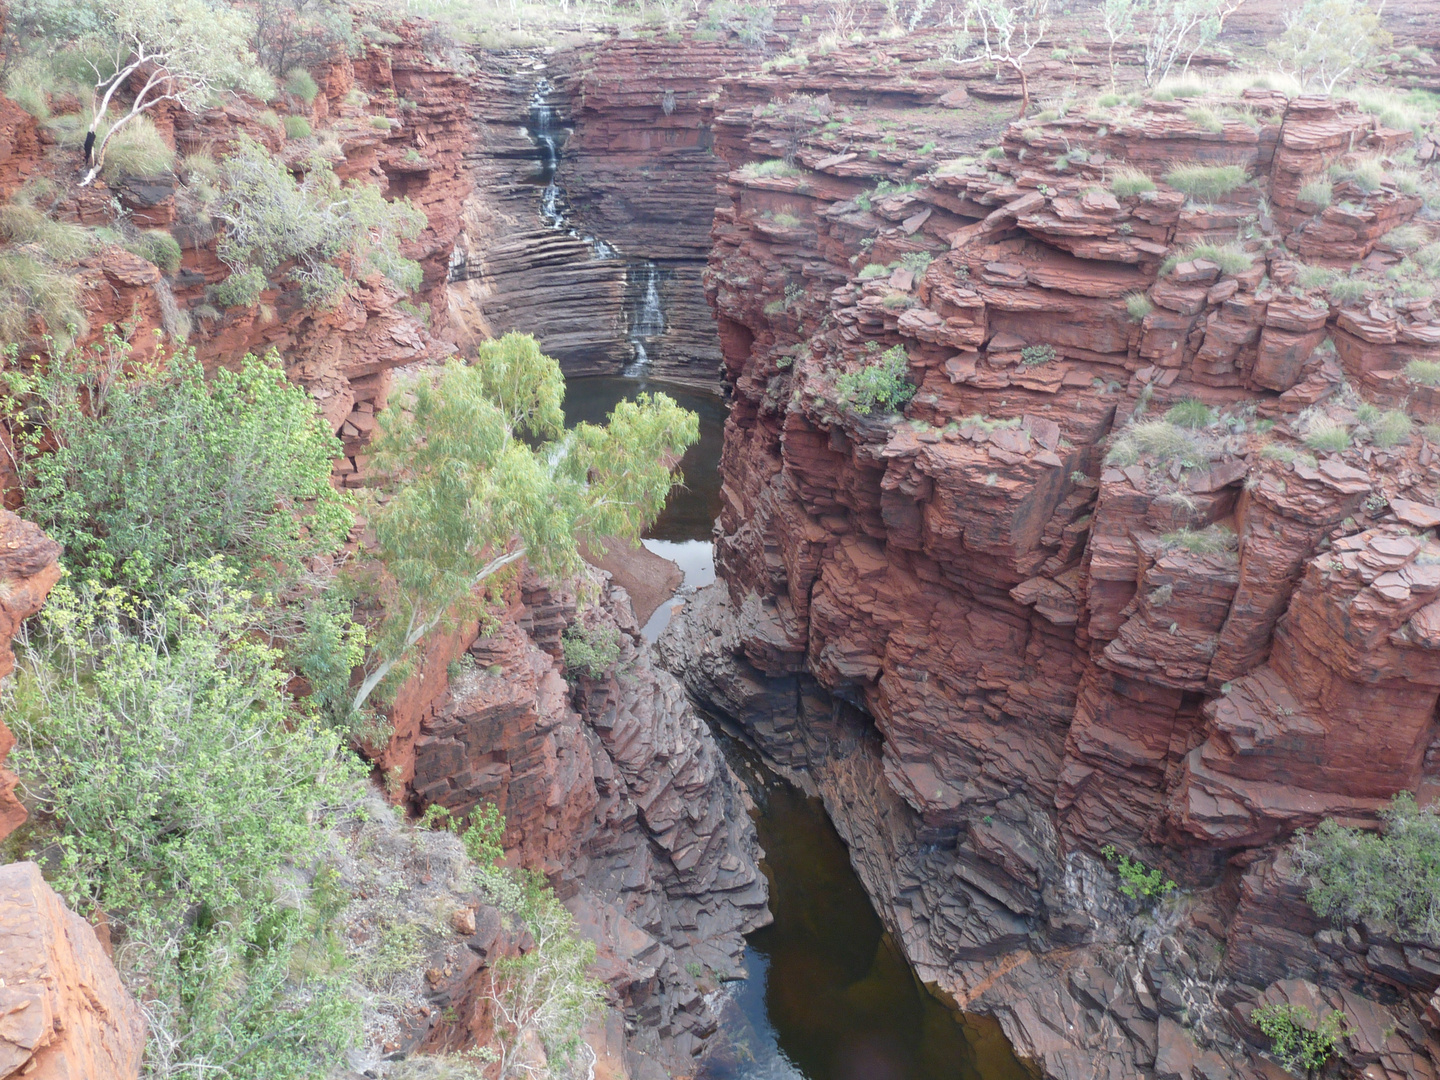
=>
[563,373,1033,1080]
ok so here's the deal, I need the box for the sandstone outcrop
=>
[0,862,145,1080]
[661,40,1440,1080]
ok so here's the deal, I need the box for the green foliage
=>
[1269,0,1391,94]
[1406,358,1440,386]
[357,332,697,715]
[1021,344,1055,366]
[561,622,624,679]
[1185,105,1223,133]
[1297,791,1440,944]
[1160,524,1237,556]
[125,228,183,274]
[702,0,775,46]
[1371,409,1412,448]
[285,67,321,103]
[101,115,176,180]
[1163,163,1249,201]
[835,344,915,416]
[1298,176,1333,208]
[283,114,313,139]
[369,115,392,131]
[1251,1002,1347,1077]
[899,251,933,275]
[0,250,86,346]
[1330,155,1386,193]
[1106,420,1206,468]
[1303,414,1351,452]
[1100,845,1177,902]
[4,563,365,1077]
[216,135,426,308]
[1165,397,1213,428]
[1,332,352,597]
[1125,292,1154,321]
[1164,241,1254,277]
[1382,224,1427,253]
[740,158,802,179]
[858,263,890,281]
[1328,275,1370,304]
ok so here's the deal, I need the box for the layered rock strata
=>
[663,51,1440,1080]
[380,566,768,1071]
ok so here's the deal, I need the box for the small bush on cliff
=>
[740,158,802,179]
[1251,1002,1348,1078]
[285,67,321,103]
[835,344,915,416]
[215,135,426,307]
[561,622,625,679]
[1165,397,1214,429]
[1100,845,1177,902]
[1,332,352,598]
[1125,292,1154,321]
[0,250,87,348]
[101,115,177,180]
[1295,792,1440,944]
[1298,176,1333,209]
[1106,420,1206,468]
[1302,414,1351,453]
[354,332,697,716]
[1406,358,1440,386]
[283,113,313,139]
[1163,163,1249,201]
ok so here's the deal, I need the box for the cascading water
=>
[624,260,666,377]
[528,78,566,230]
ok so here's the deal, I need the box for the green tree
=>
[355,331,698,715]
[214,136,427,308]
[4,561,365,1077]
[1,331,352,597]
[1269,0,1391,93]
[80,0,271,185]
[835,344,916,415]
[1251,1002,1347,1078]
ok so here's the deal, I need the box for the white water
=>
[624,260,666,377]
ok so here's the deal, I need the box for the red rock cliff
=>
[661,34,1440,1080]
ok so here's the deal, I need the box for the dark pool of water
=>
[699,739,1036,1080]
[560,376,726,542]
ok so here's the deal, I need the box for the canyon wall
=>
[661,34,1440,1080]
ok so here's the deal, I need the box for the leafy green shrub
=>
[562,622,624,678]
[1100,845,1177,901]
[4,563,366,1078]
[1250,1002,1347,1078]
[858,263,890,281]
[216,135,426,307]
[101,115,176,180]
[1166,397,1213,428]
[1163,163,1249,200]
[1109,164,1156,197]
[1125,292,1154,322]
[284,114,313,139]
[1303,415,1351,453]
[1297,791,1440,943]
[835,344,915,416]
[900,251,933,275]
[1298,176,1333,209]
[1021,344,1055,366]
[285,67,321,103]
[1406,358,1440,386]
[1,335,352,597]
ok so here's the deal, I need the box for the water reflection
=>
[702,744,1037,1080]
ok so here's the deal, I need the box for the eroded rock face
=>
[0,862,145,1080]
[0,510,61,843]
[383,567,768,1071]
[660,49,1440,1080]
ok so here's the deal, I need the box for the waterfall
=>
[624,261,666,377]
[528,78,567,230]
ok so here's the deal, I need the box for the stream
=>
[563,375,1033,1080]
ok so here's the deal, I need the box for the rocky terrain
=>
[657,31,1440,1080]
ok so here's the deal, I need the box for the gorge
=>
[4,3,1440,1080]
